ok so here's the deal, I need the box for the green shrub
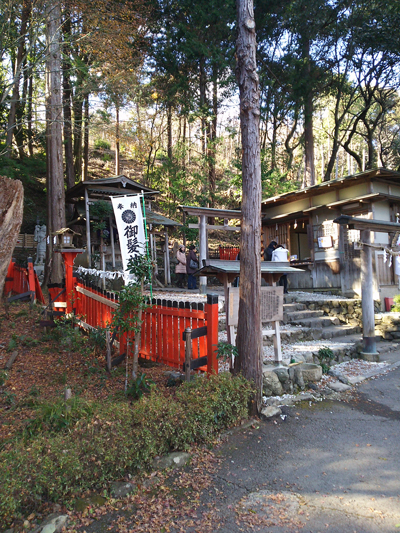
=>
[0,373,253,525]
[316,346,335,373]
[23,397,94,438]
[391,294,400,311]
[94,138,111,150]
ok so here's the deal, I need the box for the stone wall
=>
[299,298,400,340]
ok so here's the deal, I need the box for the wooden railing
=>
[4,259,45,305]
[74,281,219,374]
[219,246,240,260]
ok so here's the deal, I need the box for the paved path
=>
[194,363,400,532]
[66,346,400,533]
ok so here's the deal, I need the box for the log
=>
[5,350,18,370]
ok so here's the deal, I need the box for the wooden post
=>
[185,327,192,381]
[109,215,115,269]
[273,320,282,364]
[360,229,378,358]
[60,250,82,314]
[106,329,112,372]
[199,214,207,293]
[27,257,36,304]
[164,229,171,285]
[85,188,91,267]
[206,293,219,374]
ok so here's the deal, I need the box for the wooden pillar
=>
[85,188,91,267]
[109,215,115,268]
[360,229,378,357]
[164,229,171,285]
[60,250,82,314]
[206,293,219,374]
[199,215,207,293]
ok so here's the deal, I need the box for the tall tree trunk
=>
[5,0,31,157]
[73,90,83,180]
[62,13,75,195]
[45,0,65,285]
[115,104,120,175]
[167,104,173,160]
[199,56,207,156]
[27,63,33,157]
[207,75,218,209]
[83,93,89,180]
[234,0,262,415]
[303,40,315,187]
[15,54,28,159]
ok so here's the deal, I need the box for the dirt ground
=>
[0,300,178,446]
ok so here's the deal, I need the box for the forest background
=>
[2,0,400,234]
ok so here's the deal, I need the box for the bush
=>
[94,138,111,150]
[391,294,400,311]
[0,373,253,526]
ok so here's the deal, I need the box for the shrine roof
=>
[66,175,159,201]
[197,260,303,275]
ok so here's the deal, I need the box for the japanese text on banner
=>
[111,195,146,274]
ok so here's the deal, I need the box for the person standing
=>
[264,240,277,261]
[186,245,198,290]
[272,244,289,293]
[175,245,187,288]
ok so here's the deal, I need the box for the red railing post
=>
[27,257,36,302]
[59,250,82,314]
[4,260,15,296]
[206,293,219,374]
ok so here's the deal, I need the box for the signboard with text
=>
[111,195,146,276]
[227,286,283,326]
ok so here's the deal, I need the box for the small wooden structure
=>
[54,228,81,249]
[66,175,181,284]
[196,259,303,361]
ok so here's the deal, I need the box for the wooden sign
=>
[227,287,239,326]
[260,286,283,322]
[227,285,283,325]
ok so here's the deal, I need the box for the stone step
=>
[319,325,362,339]
[262,324,361,345]
[283,302,307,312]
[285,309,324,321]
[263,337,362,365]
[287,316,341,328]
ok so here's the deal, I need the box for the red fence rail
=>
[219,246,240,260]
[75,281,218,374]
[4,258,45,304]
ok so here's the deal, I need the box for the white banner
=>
[111,195,146,276]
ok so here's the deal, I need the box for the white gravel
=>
[290,291,357,302]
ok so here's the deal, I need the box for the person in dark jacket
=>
[264,240,278,261]
[186,245,198,290]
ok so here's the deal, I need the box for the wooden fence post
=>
[184,327,192,381]
[206,293,219,374]
[27,257,36,304]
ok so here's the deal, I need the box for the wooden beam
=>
[85,188,91,267]
[188,223,240,231]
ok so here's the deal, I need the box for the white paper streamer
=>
[75,266,125,280]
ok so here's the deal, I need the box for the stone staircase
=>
[262,294,362,356]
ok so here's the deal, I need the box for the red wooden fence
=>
[219,246,240,260]
[4,258,45,305]
[4,257,219,374]
[75,280,219,374]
